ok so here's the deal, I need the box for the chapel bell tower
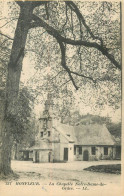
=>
[39,93,52,135]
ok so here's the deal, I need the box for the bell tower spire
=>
[40,92,52,134]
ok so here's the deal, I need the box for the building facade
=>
[27,96,119,163]
[20,94,121,163]
[31,120,118,163]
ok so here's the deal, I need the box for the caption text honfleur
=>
[5,181,106,191]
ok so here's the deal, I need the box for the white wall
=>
[68,143,74,162]
[98,146,113,160]
[74,146,114,161]
[41,151,49,162]
[59,133,75,161]
[59,143,74,162]
[74,146,91,161]
[113,146,116,159]
[60,143,68,161]
[52,143,60,161]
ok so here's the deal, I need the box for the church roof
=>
[53,122,114,146]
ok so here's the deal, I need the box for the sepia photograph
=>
[0,0,122,195]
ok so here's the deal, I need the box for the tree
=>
[0,40,35,170]
[0,1,121,176]
[9,86,35,160]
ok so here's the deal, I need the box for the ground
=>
[0,160,121,196]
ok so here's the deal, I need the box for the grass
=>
[84,164,121,174]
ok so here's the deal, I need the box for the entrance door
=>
[83,150,89,161]
[35,151,39,163]
[64,148,68,161]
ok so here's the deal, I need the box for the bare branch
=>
[0,18,18,28]
[49,70,66,81]
[61,4,68,30]
[0,32,13,40]
[57,39,79,90]
[70,71,95,82]
[71,8,76,40]
[59,79,71,88]
[77,46,82,70]
[65,1,103,46]
[31,14,121,70]
[1,39,9,46]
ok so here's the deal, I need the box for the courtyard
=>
[0,160,121,196]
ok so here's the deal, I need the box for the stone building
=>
[31,120,118,162]
[25,95,119,163]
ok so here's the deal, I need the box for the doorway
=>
[83,150,89,161]
[64,148,68,161]
[35,151,39,163]
[48,152,52,162]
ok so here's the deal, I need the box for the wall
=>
[74,145,114,161]
[35,118,53,142]
[60,143,68,161]
[52,143,60,161]
[33,149,53,163]
[68,143,74,162]
[113,146,121,160]
[59,134,74,162]
[113,146,117,159]
[37,128,60,144]
[98,146,113,160]
[74,146,91,161]
[39,150,48,162]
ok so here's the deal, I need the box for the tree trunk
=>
[14,143,18,160]
[0,2,33,176]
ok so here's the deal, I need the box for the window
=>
[104,147,108,155]
[91,147,96,155]
[79,146,82,155]
[41,132,43,137]
[48,131,50,137]
[74,146,76,155]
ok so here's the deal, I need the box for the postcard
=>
[0,0,123,195]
